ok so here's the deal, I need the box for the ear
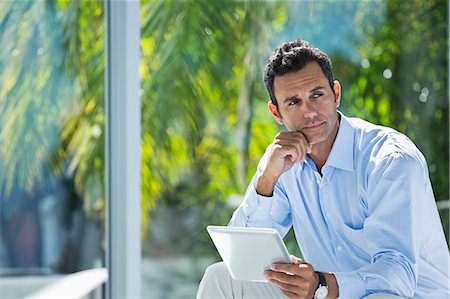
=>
[333,80,341,108]
[268,101,284,125]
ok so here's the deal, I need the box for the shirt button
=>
[337,245,342,251]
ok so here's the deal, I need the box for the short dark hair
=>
[263,39,334,109]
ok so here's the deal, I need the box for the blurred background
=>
[0,0,448,298]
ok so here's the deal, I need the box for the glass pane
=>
[0,1,106,297]
[140,0,448,298]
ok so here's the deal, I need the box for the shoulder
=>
[346,117,427,176]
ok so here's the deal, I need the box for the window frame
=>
[105,0,142,298]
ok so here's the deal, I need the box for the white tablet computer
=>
[207,226,291,282]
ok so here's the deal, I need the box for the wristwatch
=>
[314,271,328,299]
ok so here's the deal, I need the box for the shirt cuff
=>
[242,183,273,220]
[333,271,366,299]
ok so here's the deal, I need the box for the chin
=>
[306,135,328,145]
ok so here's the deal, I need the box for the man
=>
[196,39,450,299]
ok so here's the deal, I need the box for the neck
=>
[308,115,340,173]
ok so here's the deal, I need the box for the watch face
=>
[314,286,328,299]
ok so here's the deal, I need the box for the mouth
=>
[303,121,325,130]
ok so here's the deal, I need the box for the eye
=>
[288,99,299,106]
[312,92,324,99]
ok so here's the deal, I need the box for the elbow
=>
[389,261,418,297]
[395,285,415,298]
[371,253,418,297]
[394,278,416,298]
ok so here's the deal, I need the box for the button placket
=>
[314,172,322,186]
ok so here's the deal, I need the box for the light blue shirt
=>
[229,113,450,299]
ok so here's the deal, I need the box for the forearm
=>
[333,252,417,298]
[229,175,292,238]
[229,181,274,228]
[324,273,339,299]
[255,172,279,197]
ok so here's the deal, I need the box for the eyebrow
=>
[310,86,326,93]
[282,86,327,104]
[282,95,300,105]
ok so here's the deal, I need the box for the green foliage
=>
[0,0,105,217]
[0,0,448,251]
[139,0,288,240]
[141,0,448,252]
[343,0,449,240]
[337,0,448,203]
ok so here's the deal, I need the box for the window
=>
[0,1,105,297]
[140,1,449,298]
[0,1,447,298]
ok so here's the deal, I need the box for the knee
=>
[197,262,234,299]
[363,294,408,299]
[203,262,230,281]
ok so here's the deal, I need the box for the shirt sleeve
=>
[228,151,292,238]
[334,151,427,298]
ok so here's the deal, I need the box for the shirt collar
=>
[325,111,355,172]
[297,111,355,173]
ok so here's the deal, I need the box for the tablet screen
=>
[207,226,291,282]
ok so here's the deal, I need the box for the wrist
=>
[312,272,339,299]
[313,271,328,299]
[255,173,279,196]
[323,272,338,299]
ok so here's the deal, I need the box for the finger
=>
[267,274,311,299]
[275,131,309,148]
[272,142,301,163]
[287,132,309,162]
[277,131,308,141]
[296,138,309,162]
[290,255,303,264]
[279,289,297,299]
[266,274,301,295]
[274,138,308,163]
[266,269,317,299]
[271,261,314,277]
[266,270,300,285]
[281,289,311,299]
[272,260,308,271]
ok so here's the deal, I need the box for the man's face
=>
[270,61,340,146]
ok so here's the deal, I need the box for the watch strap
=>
[315,271,327,287]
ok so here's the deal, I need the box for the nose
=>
[303,101,318,119]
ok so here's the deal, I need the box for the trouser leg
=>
[363,294,408,299]
[196,262,286,299]
[196,262,408,299]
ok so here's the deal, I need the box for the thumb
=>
[290,255,303,264]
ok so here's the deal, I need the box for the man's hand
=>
[264,256,319,299]
[256,132,312,196]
